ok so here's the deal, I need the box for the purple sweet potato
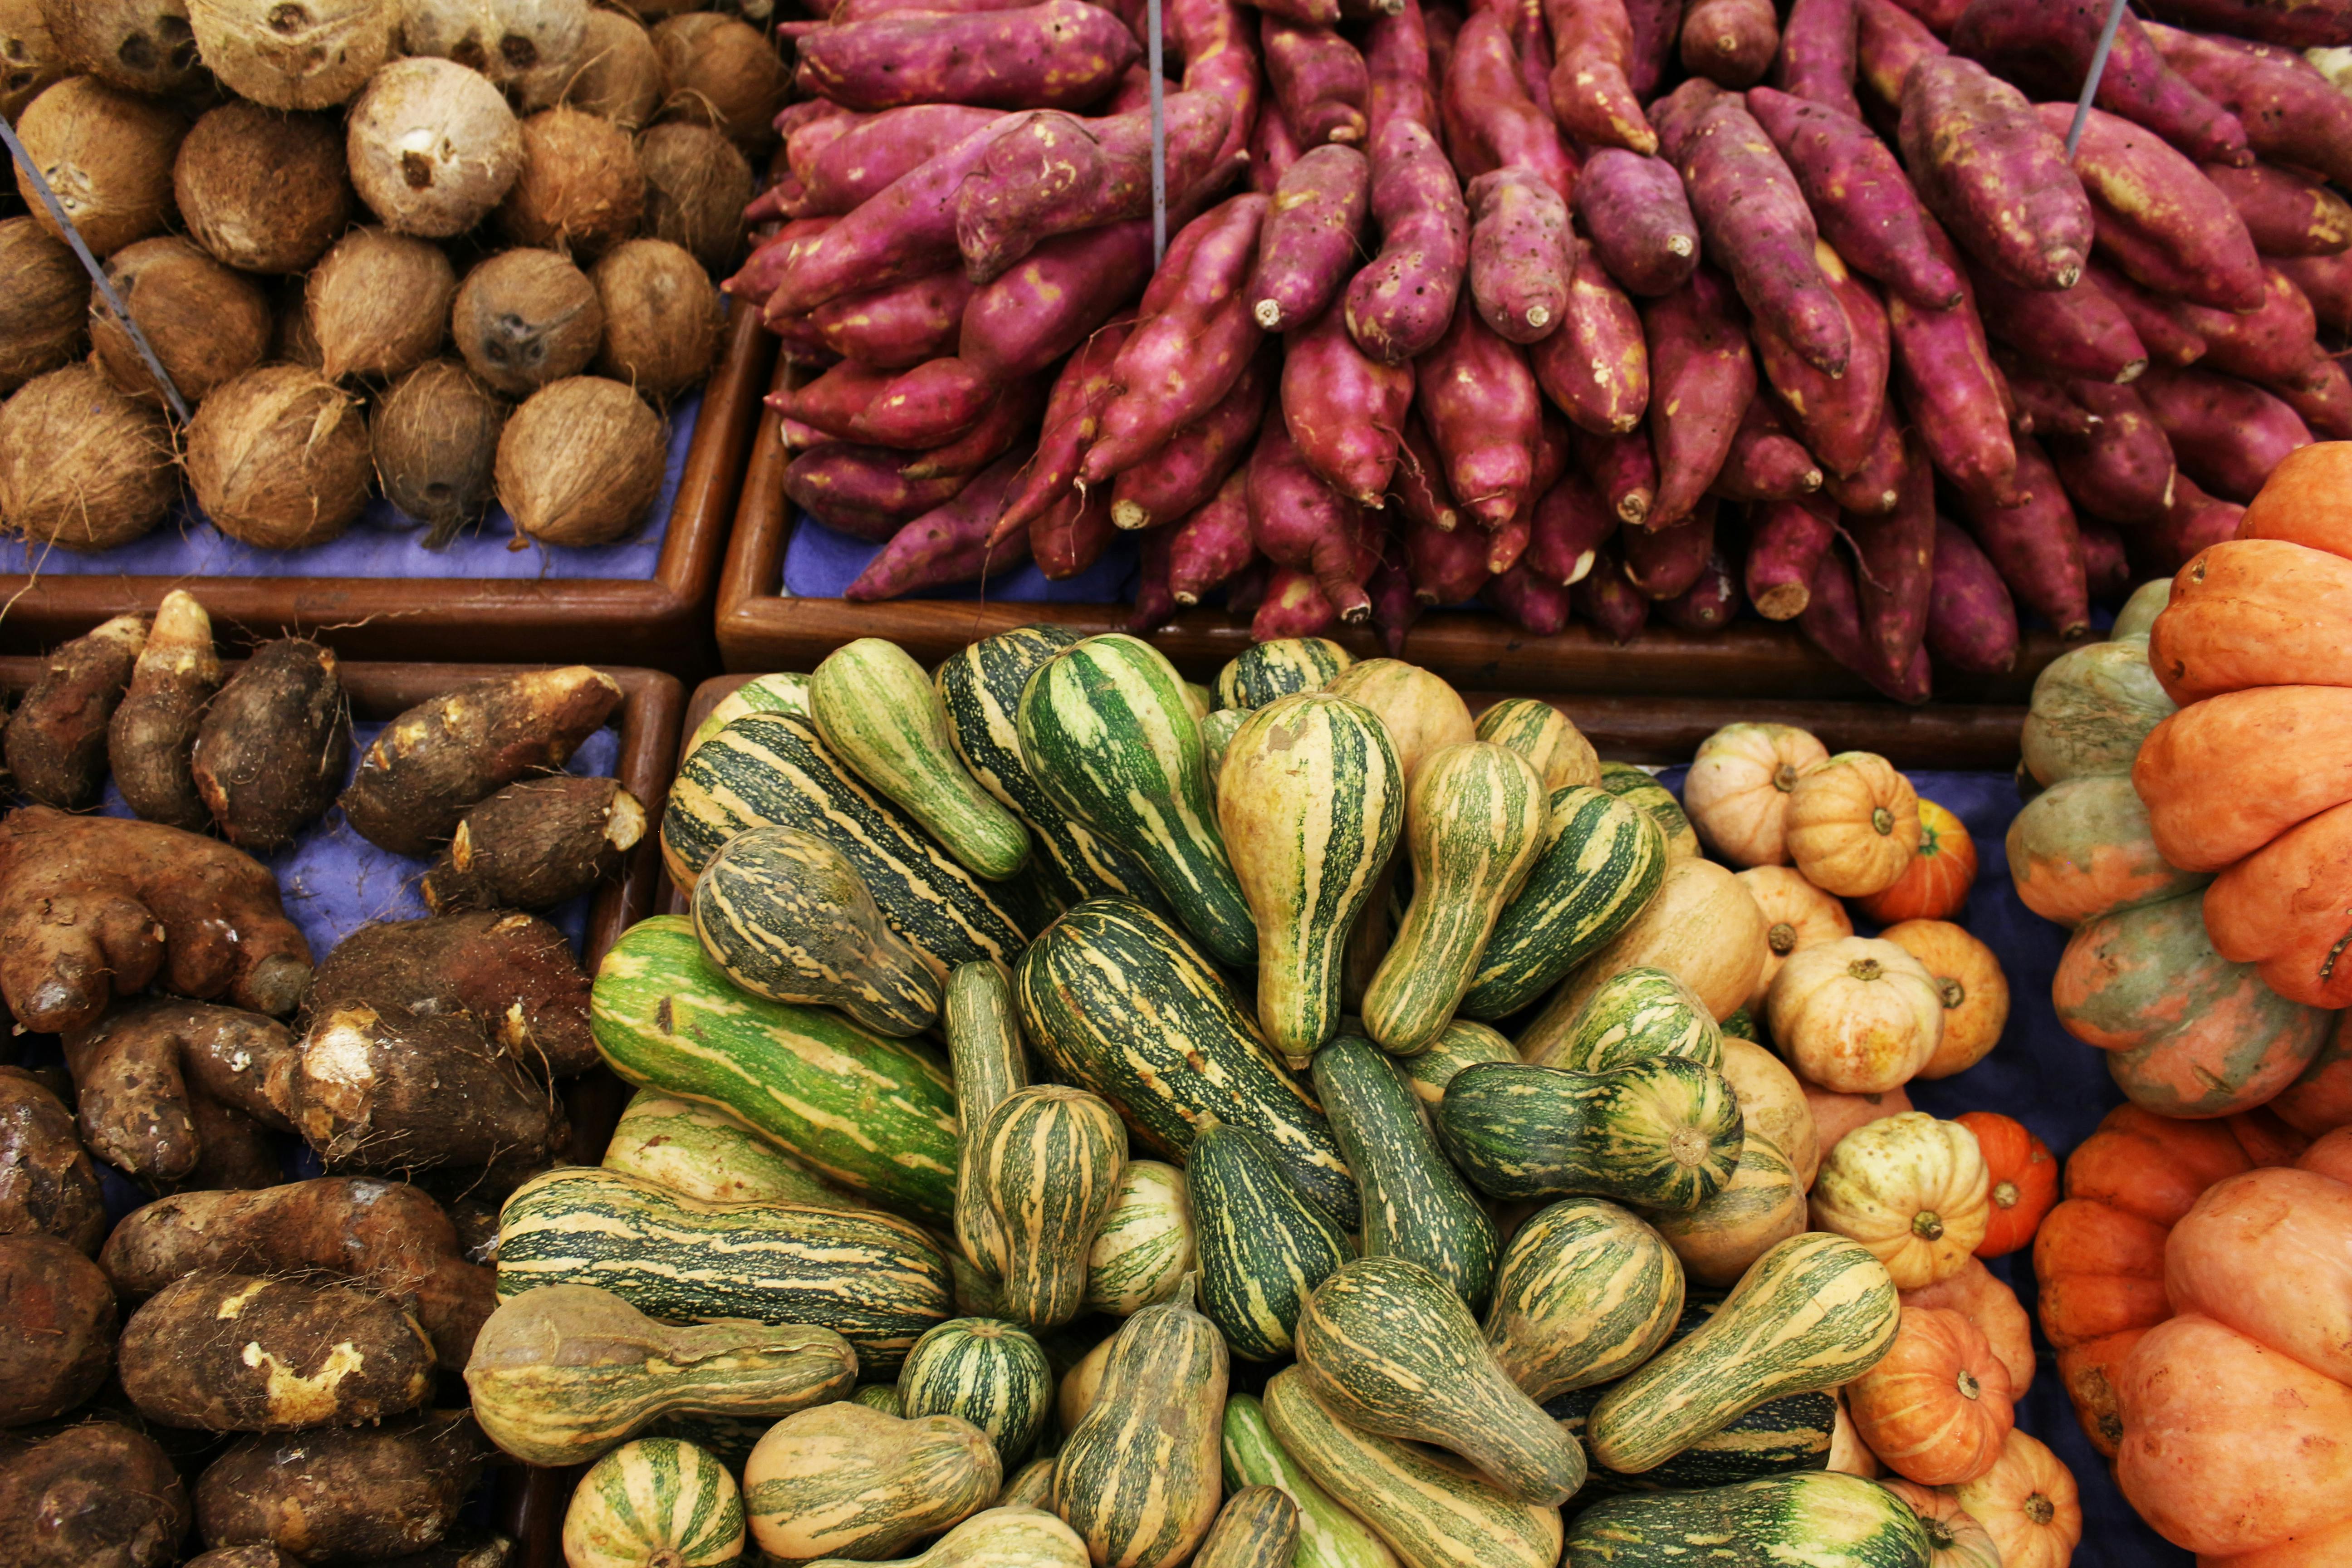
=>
[2202,161,2352,256]
[1368,0,1440,138]
[1800,543,1931,701]
[1746,85,1963,311]
[1658,543,1740,632]
[2277,356,2352,441]
[848,357,999,449]
[796,0,1141,111]
[1957,433,2089,636]
[2174,265,2326,386]
[1573,150,1699,297]
[2041,103,2264,313]
[1113,348,1276,529]
[760,123,1014,316]
[1950,0,2251,167]
[1641,266,1757,527]
[798,107,1005,216]
[1545,0,1656,152]
[2133,472,2243,576]
[2084,259,2207,368]
[1970,268,2150,385]
[1266,16,1372,146]
[1774,0,1862,119]
[1445,10,1582,202]
[1675,94,1852,375]
[1714,394,1824,500]
[1416,304,1543,527]
[1856,0,1947,114]
[1406,507,1491,603]
[1283,302,1416,505]
[1680,0,1777,88]
[1176,0,1266,178]
[1248,145,1372,331]
[1823,403,1911,514]
[787,443,974,540]
[1032,484,1119,578]
[1483,560,1577,633]
[1170,468,1257,603]
[1924,514,2019,673]
[1573,539,1650,641]
[2277,251,2352,335]
[1995,353,2103,438]
[2079,518,2130,598]
[1253,97,1307,192]
[814,272,975,369]
[1129,524,1178,633]
[990,324,1128,543]
[847,455,1031,599]
[2048,380,2178,524]
[1467,168,1573,343]
[1249,409,1379,618]
[960,220,1156,379]
[737,216,843,309]
[1756,242,1889,476]
[1886,215,2019,506]
[1530,237,1651,436]
[1622,503,1715,598]
[1526,467,1617,583]
[1622,0,1683,98]
[904,378,1049,480]
[2142,0,2352,48]
[2134,363,2313,501]
[1744,495,1837,617]
[1850,442,1936,675]
[1577,423,1659,525]
[778,360,897,441]
[2150,24,2352,188]
[1898,56,2092,292]
[1254,564,1343,639]
[1345,117,1470,365]
[1510,0,1557,136]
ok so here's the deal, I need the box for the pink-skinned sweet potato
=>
[960,221,1156,380]
[1622,502,1715,598]
[2275,355,2352,440]
[795,0,1141,112]
[1573,149,1698,297]
[814,273,975,370]
[796,107,1005,216]
[1114,348,1276,529]
[1822,402,1911,514]
[786,444,974,540]
[1899,56,2092,292]
[1265,16,1371,146]
[2174,265,2327,387]
[1530,237,1650,436]
[1745,495,1837,617]
[1253,97,1307,192]
[1495,406,1574,567]
[1128,523,1177,633]
[991,324,1128,544]
[1714,394,1824,500]
[778,360,897,441]
[1345,117,1470,365]
[1484,560,1577,633]
[1641,265,1757,527]
[1169,468,1257,604]
[2277,251,2352,335]
[1393,411,1460,533]
[1675,94,1852,375]
[2041,103,2264,313]
[1971,267,2151,385]
[1925,514,2019,673]
[848,357,1001,450]
[2142,0,2352,48]
[1856,0,1946,114]
[2134,363,2313,501]
[1032,484,1118,578]
[1254,564,1344,639]
[847,455,1031,600]
[1368,0,1440,138]
[1887,215,2019,505]
[1800,543,1931,701]
[2084,259,2207,368]
[1509,0,1557,134]
[1282,303,1415,505]
[2048,379,2178,524]
[1774,0,1862,119]
[1958,432,2090,637]
[1621,0,1680,97]
[781,101,859,176]
[1227,556,1274,618]
[2203,161,2352,257]
[1757,241,1889,476]
[1572,539,1650,641]
[1367,550,1422,654]
[1657,543,1741,633]
[1951,0,2250,167]
[1467,167,1573,342]
[1991,350,2097,437]
[1175,0,1265,176]
[760,122,1015,317]
[1746,85,1963,311]
[902,378,1049,480]
[1544,0,1656,152]
[1526,467,1617,584]
[1417,304,1542,527]
[1249,410,1379,618]
[1576,423,1658,525]
[1443,10,1579,204]
[2131,471,2243,576]
[1681,0,1777,88]
[2079,519,2129,598]
[737,217,842,309]
[2150,24,2352,188]
[1406,508,1492,602]
[1248,145,1372,331]
[1850,444,1936,675]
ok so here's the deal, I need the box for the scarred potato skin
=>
[0,1235,117,1425]
[194,1411,490,1564]
[0,1068,106,1253]
[0,1422,191,1568]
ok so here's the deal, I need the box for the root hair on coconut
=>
[648,14,784,150]
[592,238,719,403]
[399,0,588,104]
[46,0,203,98]
[12,76,188,259]
[499,106,643,257]
[0,218,88,396]
[183,364,375,550]
[0,363,180,553]
[175,101,354,275]
[451,246,603,397]
[187,0,394,110]
[0,0,67,119]
[346,55,523,239]
[523,7,662,127]
[306,226,457,384]
[373,359,506,545]
[495,375,665,546]
[636,121,751,274]
[90,236,272,407]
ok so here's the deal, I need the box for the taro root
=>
[184,364,373,550]
[45,0,202,96]
[400,0,588,103]
[174,101,353,274]
[0,1421,191,1568]
[194,1412,491,1564]
[593,237,720,401]
[0,1235,118,1425]
[307,226,457,383]
[90,235,272,406]
[496,375,666,546]
[304,909,598,1081]
[11,75,187,257]
[373,359,507,543]
[0,217,90,394]
[451,246,603,397]
[108,588,223,831]
[5,612,148,809]
[499,105,644,256]
[0,1067,108,1253]
[191,636,351,852]
[525,7,663,126]
[422,774,645,912]
[637,119,751,272]
[649,13,784,148]
[0,0,67,119]
[57,999,300,1185]
[187,0,394,109]
[346,55,523,238]
[0,365,179,553]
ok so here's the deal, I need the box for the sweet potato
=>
[1887,216,2018,505]
[0,809,310,1034]
[2136,364,2313,502]
[901,378,1049,481]
[1578,424,1658,524]
[1529,237,1650,438]
[1952,0,2250,167]
[1440,13,1580,205]
[2175,265,2327,387]
[1856,0,1945,114]
[1467,167,1573,342]
[780,361,897,442]
[0,1070,104,1254]
[1925,514,2019,674]
[788,444,975,540]
[1849,444,1936,676]
[308,910,596,1081]
[1345,116,1470,364]
[1253,98,1307,192]
[1675,94,1851,375]
[2078,519,2130,599]
[106,590,219,833]
[1657,543,1740,633]
[1110,351,1276,530]
[1367,550,1421,654]
[1526,468,1617,584]
[849,358,1009,451]
[1170,469,1258,604]
[0,1422,189,1568]
[2081,261,2206,371]
[1483,560,1576,633]
[1392,408,1460,533]
[1822,404,1911,514]
[120,1271,435,1432]
[2137,473,2246,578]
[760,120,1014,317]
[2048,380,2178,524]
[1680,0,1776,87]
[1745,86,1960,314]
[2043,104,2264,314]
[1622,504,1715,598]
[421,776,645,915]
[1757,242,1889,477]
[0,1236,115,1426]
[1406,508,1492,601]
[1511,0,1557,121]
[1572,539,1650,641]
[1249,411,1378,618]
[813,275,974,371]
[1800,544,1931,701]
[338,668,622,858]
[1248,145,1372,331]
[1544,0,1655,152]
[1127,524,1178,634]
[190,638,350,854]
[1620,0,1681,97]
[1368,0,1439,137]
[1970,268,2151,386]
[1266,16,1371,145]
[1033,485,1118,579]
[1959,433,2090,637]
[1253,564,1343,639]
[990,325,1129,544]
[2275,357,2352,441]
[1744,496,1837,617]
[849,459,1034,599]
[1175,0,1266,177]
[5,613,147,810]
[1641,266,1757,527]
[1995,354,2102,438]
[960,221,1155,380]
[1573,150,1698,298]
[796,106,1005,216]
[1416,304,1542,527]
[2277,251,2352,336]
[1774,0,1862,118]
[795,0,1140,111]
[1281,305,1415,506]
[2151,24,2352,189]
[1715,395,1823,500]
[1489,406,1574,576]
[1900,57,2093,295]
[195,1412,488,1565]
[2205,161,2352,257]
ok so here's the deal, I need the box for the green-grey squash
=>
[1192,1122,1354,1362]
[1216,638,1355,710]
[562,1437,745,1568]
[803,1506,1093,1568]
[1194,1486,1301,1568]
[949,961,1030,1283]
[1052,1282,1230,1568]
[1220,1392,1401,1568]
[896,1317,1055,1468]
[602,1089,858,1209]
[1084,1160,1195,1316]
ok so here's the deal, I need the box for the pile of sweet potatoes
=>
[738,0,2352,698]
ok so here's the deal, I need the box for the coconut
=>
[372,357,505,544]
[187,0,393,109]
[175,102,353,275]
[274,281,325,368]
[495,373,664,546]
[347,55,523,238]
[523,7,662,127]
[0,364,179,551]
[592,238,719,403]
[306,226,457,383]
[1,0,67,118]
[400,0,585,103]
[13,76,189,258]
[45,0,203,97]
[636,121,752,274]
[603,0,698,18]
[90,236,273,407]
[649,14,783,150]
[498,106,643,257]
[0,218,88,396]
[185,363,373,548]
[451,246,603,397]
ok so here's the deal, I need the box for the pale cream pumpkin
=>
[1810,1112,1992,1289]
[1736,865,1855,1010]
[1519,858,1769,1054]
[1880,921,2010,1081]
[1827,1390,1882,1478]
[1951,1431,2083,1568]
[1682,722,1830,867]
[1785,751,1923,897]
[1718,1038,1823,1190]
[1323,659,1475,783]
[1767,936,1945,1094]
[1881,1479,2004,1568]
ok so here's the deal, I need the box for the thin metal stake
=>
[1147,0,1167,265]
[2065,0,2134,158]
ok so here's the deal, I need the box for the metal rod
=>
[2065,0,2134,158]
[1147,0,1167,265]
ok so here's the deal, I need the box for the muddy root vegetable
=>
[307,908,597,1079]
[6,613,147,810]
[422,776,646,915]
[104,591,219,833]
[0,1235,114,1425]
[1344,116,1469,365]
[1248,144,1370,331]
[0,1421,188,1568]
[0,1069,106,1254]
[1573,149,1699,298]
[194,1411,489,1566]
[1898,55,2092,292]
[190,638,349,854]
[59,999,298,1191]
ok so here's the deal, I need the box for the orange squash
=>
[1826,1390,1882,1478]
[2004,774,2209,930]
[1857,799,1978,924]
[1880,1480,2002,1568]
[1951,1431,2082,1568]
[1879,921,2009,1080]
[2301,1127,2352,1185]
[1769,936,1945,1094]
[1735,865,1852,1009]
[2146,538,2352,705]
[1952,1112,2055,1258]
[2204,797,2352,1008]
[1798,1076,1913,1157]
[1785,751,1921,896]
[1902,1258,2035,1397]
[1845,1308,2014,1486]
[2275,1015,2352,1137]
[2200,1515,2352,1568]
[1682,722,1830,867]
[2132,684,2352,872]
[2166,1166,2352,1387]
[2235,440,2352,558]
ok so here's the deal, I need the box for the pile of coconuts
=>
[0,0,769,558]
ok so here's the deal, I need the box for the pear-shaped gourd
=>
[1201,708,1246,794]
[1085,1160,1196,1316]
[1217,637,1355,710]
[814,636,1031,880]
[804,1506,1093,1568]
[1460,786,1668,1021]
[1195,1486,1301,1568]
[949,961,1030,1282]
[1474,698,1601,790]
[1054,1282,1230,1568]
[1363,743,1550,1054]
[977,1085,1129,1329]
[1482,1198,1684,1403]
[896,1316,1054,1467]
[1192,1122,1355,1361]
[1320,660,1476,782]
[745,1401,1001,1562]
[1220,693,1406,1063]
[691,823,944,1036]
[1552,965,1725,1073]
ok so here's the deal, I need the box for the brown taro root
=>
[338,666,623,856]
[422,775,646,914]
[0,808,313,1034]
[5,613,148,808]
[195,1411,490,1563]
[61,999,298,1186]
[307,911,598,1079]
[108,589,222,832]
[0,1235,118,1425]
[0,1421,190,1568]
[118,1271,436,1432]
[191,637,352,853]
[288,1004,562,1174]
[0,1068,107,1253]
[185,1551,301,1568]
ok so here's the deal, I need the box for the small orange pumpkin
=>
[1847,1307,2015,1486]
[1785,751,1922,897]
[1857,799,1978,924]
[1879,921,2009,1081]
[1735,865,1853,1009]
[1881,1480,2003,1568]
[2301,1125,2352,1184]
[1952,1112,2055,1257]
[1902,1257,2035,1397]
[1681,722,1830,867]
[1951,1431,2082,1568]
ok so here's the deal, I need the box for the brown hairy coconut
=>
[451,247,603,397]
[90,236,273,406]
[0,219,88,396]
[306,226,458,383]
[185,363,373,549]
[637,121,752,274]
[603,0,699,17]
[44,0,203,97]
[1,0,68,118]
[274,281,325,368]
[175,102,353,275]
[524,7,662,126]
[400,0,586,104]
[498,106,643,256]
[372,358,505,544]
[347,55,522,238]
[0,363,179,552]
[496,374,664,545]
[593,238,719,403]
[187,0,393,109]
[649,15,783,149]
[12,76,188,258]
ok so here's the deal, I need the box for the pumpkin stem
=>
[1937,976,1965,1010]
[1919,1517,1957,1550]
[1668,1127,1712,1169]
[1993,1180,2019,1211]
[2025,1493,2055,1526]
[1956,1367,1981,1401]
[1848,957,1884,983]
[1871,805,1894,836]
[1911,1209,1945,1241]
[1769,921,1797,956]
[1772,762,1799,792]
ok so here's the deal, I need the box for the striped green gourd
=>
[1722,1005,1761,1042]
[602,1089,857,1209]
[1053,1282,1230,1568]
[1220,1392,1401,1568]
[803,1505,1093,1568]
[1312,1035,1498,1312]
[1645,1126,1805,1289]
[998,1457,1060,1509]
[936,627,1171,913]
[493,1166,954,1372]
[562,1437,745,1568]
[895,1316,1054,1467]
[1436,1058,1745,1212]
[1393,1020,1518,1111]
[744,1402,1000,1563]
[1220,694,1405,1063]
[953,1252,1009,1320]
[1201,708,1246,792]
[1016,634,1258,968]
[1551,965,1725,1073]
[1482,1197,1684,1403]
[1192,1122,1354,1361]
[1260,1367,1562,1568]
[591,916,960,1223]
[1196,1486,1301,1568]
[1598,761,1699,860]
[1460,786,1667,1019]
[1015,898,1359,1228]
[1363,742,1549,1054]
[686,671,812,765]
[1085,1160,1195,1315]
[1217,637,1354,710]
[691,823,943,1036]
[856,1384,906,1414]
[976,1085,1129,1329]
[662,712,1030,972]
[1294,1256,1585,1506]
[949,960,1029,1280]
[1564,1473,1931,1568]
[1473,698,1600,791]
[1585,1233,1901,1475]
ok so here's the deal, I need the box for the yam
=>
[1573,149,1699,299]
[0,1068,105,1254]
[1117,349,1278,529]
[1571,537,1650,642]
[0,1421,189,1568]
[422,776,644,914]
[1544,0,1654,153]
[848,454,1032,599]
[64,998,263,1185]
[1030,484,1117,581]
[1958,434,2089,638]
[2044,103,2263,314]
[1416,302,1541,528]
[2152,23,2352,189]
[1642,265,1758,528]
[1774,0,1862,119]
[1755,241,1890,477]
[1366,0,1436,141]
[1247,144,1371,332]
[307,909,597,1080]
[1898,54,2092,292]
[289,1005,563,1175]
[195,1412,489,1563]
[1264,15,1369,146]
[2049,380,2179,526]
[1950,0,2250,167]
[1714,395,1824,502]
[1926,514,2020,676]
[957,219,1154,379]
[191,637,350,853]
[1680,0,1777,88]
[2135,364,2313,503]
[1467,166,1573,343]
[1344,115,1469,365]
[2205,162,2352,257]
[1169,468,1257,606]
[1886,215,2018,507]
[1971,270,2151,385]
[1247,409,1380,620]
[822,272,975,372]
[107,590,220,832]
[0,1234,115,1425]
[794,0,1137,113]
[1747,84,1962,312]
[1443,10,1577,204]
[5,613,147,809]
[1744,496,1838,619]
[1279,305,1411,508]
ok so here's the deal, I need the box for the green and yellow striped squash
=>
[1195,1486,1301,1568]
[1201,708,1247,793]
[1085,1160,1195,1316]
[1363,743,1549,1054]
[1722,1005,1761,1042]
[1312,1035,1498,1313]
[1220,1392,1401,1568]
[1216,638,1354,710]
[1564,1472,1931,1568]
[745,1402,1001,1563]
[1017,634,1258,968]
[1015,899,1359,1228]
[1393,1021,1517,1112]
[1549,965,1725,1074]
[603,1089,858,1209]
[896,1317,1055,1468]
[1192,1122,1354,1361]
[1052,1284,1230,1568]
[857,1384,906,1414]
[1294,1256,1584,1506]
[1260,1367,1563,1568]
[999,1459,1060,1509]
[950,961,1030,1279]
[937,627,1171,913]
[1482,1197,1683,1403]
[690,823,944,1036]
[1184,681,1216,721]
[662,712,1032,971]
[1221,694,1406,1063]
[494,1166,953,1372]
[592,916,960,1224]
[686,671,812,765]
[1585,1233,1901,1475]
[562,1437,745,1568]
[806,1505,1093,1568]
[1472,698,1600,791]
[1435,1058,1744,1212]
[1597,762,1699,861]
[975,1085,1128,1329]
[1460,788,1667,1020]
[1643,1127,1805,1289]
